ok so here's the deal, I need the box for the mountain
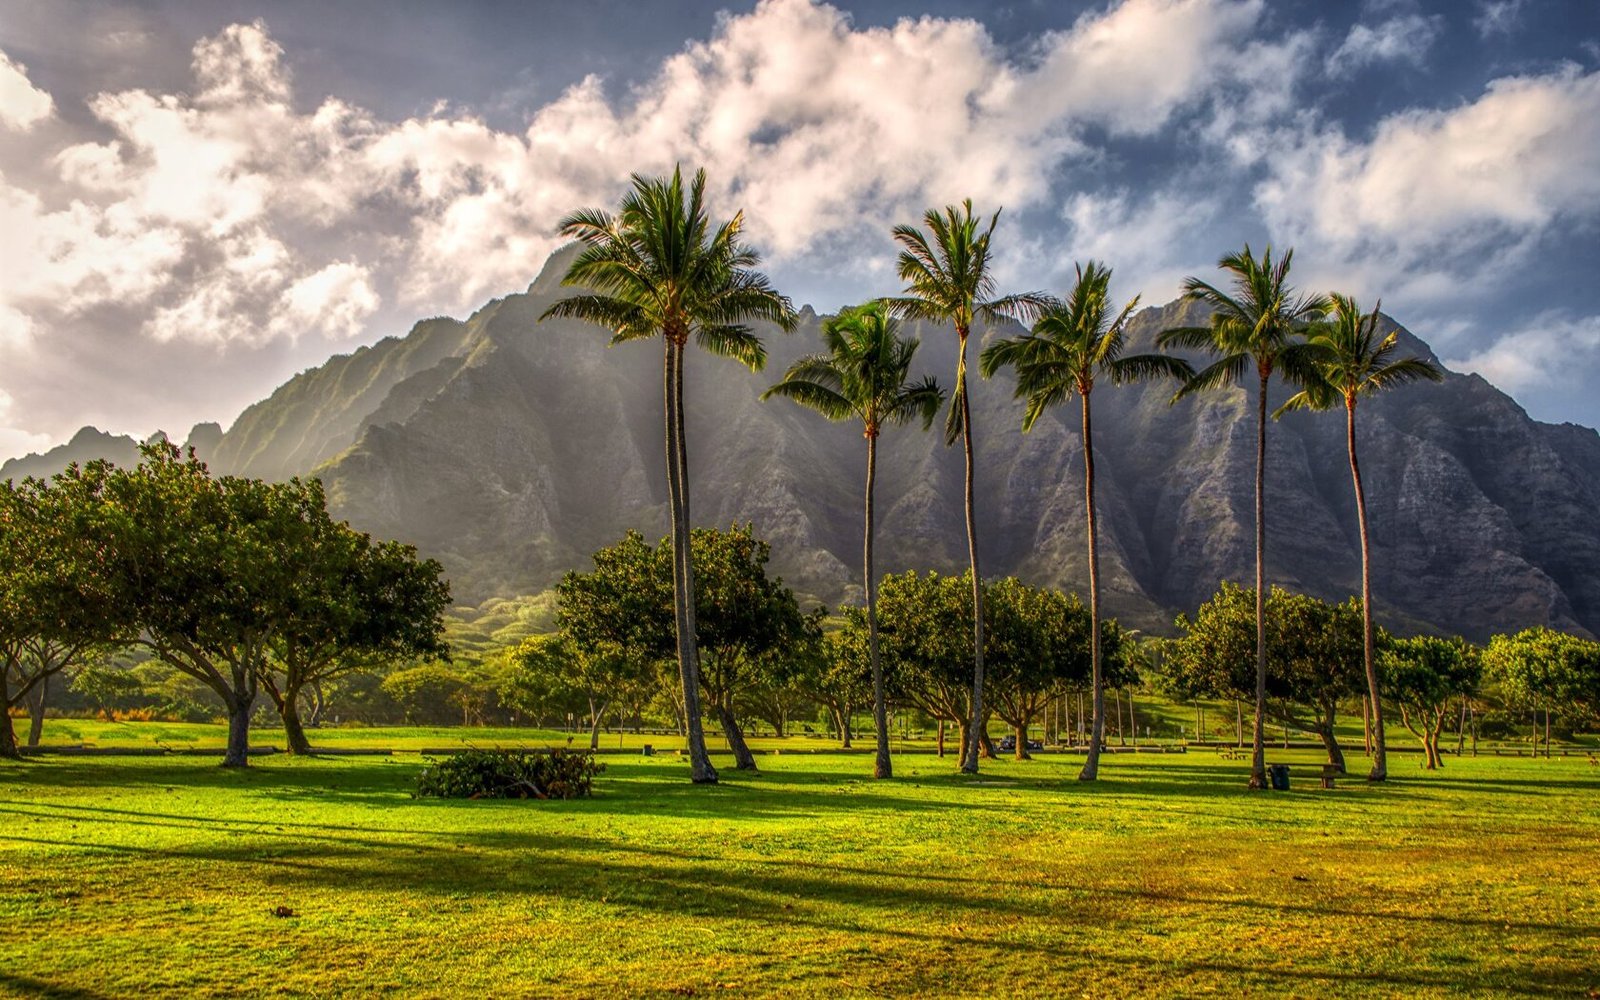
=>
[14,248,1600,641]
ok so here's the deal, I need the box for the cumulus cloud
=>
[1326,14,1442,77]
[1255,64,1600,303]
[1446,312,1600,394]
[4,0,1300,354]
[0,50,54,129]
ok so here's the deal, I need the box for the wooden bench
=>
[1215,746,1246,760]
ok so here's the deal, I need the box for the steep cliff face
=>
[15,250,1600,641]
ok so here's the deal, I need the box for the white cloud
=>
[1446,312,1600,394]
[1256,64,1600,304]
[0,389,52,460]
[1474,0,1529,38]
[1326,14,1442,77]
[5,1,1305,355]
[268,261,379,341]
[0,50,54,129]
[1046,188,1223,306]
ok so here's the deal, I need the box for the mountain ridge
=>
[8,252,1598,642]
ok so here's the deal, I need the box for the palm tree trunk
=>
[665,338,716,784]
[1348,400,1388,782]
[958,341,986,775]
[1079,393,1106,781]
[1250,371,1269,789]
[865,432,891,778]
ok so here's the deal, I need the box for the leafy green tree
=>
[764,612,861,746]
[763,301,942,777]
[984,578,1128,761]
[980,261,1191,779]
[1165,583,1367,769]
[1278,294,1443,781]
[0,467,132,756]
[503,634,651,749]
[1482,627,1600,754]
[866,571,980,757]
[97,445,301,766]
[557,524,813,769]
[1158,246,1330,788]
[543,166,797,784]
[262,514,451,754]
[1381,635,1482,769]
[381,661,491,726]
[886,200,1047,773]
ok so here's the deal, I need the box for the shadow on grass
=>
[0,973,113,1000]
[5,821,1592,998]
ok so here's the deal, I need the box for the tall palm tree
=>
[980,261,1192,781]
[1278,294,1442,782]
[542,166,796,784]
[1157,244,1329,789]
[763,302,944,779]
[886,201,1047,774]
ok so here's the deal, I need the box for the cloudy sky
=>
[1,0,1597,461]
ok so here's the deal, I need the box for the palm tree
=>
[763,302,944,779]
[1278,294,1442,782]
[980,261,1192,781]
[542,166,796,784]
[1157,244,1329,789]
[886,201,1048,774]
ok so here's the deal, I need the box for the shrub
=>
[413,748,604,800]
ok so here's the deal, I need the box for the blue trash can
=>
[1268,763,1290,790]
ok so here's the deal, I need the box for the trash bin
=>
[641,744,654,757]
[1268,763,1290,790]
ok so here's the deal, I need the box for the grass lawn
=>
[2,737,1598,998]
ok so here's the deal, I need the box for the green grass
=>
[3,738,1598,998]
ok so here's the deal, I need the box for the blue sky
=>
[0,0,1596,459]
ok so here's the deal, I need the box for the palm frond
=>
[761,378,855,421]
[1109,353,1195,385]
[1172,353,1249,402]
[694,324,766,371]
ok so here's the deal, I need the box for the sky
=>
[1,0,1598,461]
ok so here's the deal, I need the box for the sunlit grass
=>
[3,744,1597,998]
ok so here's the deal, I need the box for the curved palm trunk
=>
[958,338,986,775]
[1249,371,1269,789]
[1079,392,1107,781]
[665,338,717,784]
[1347,400,1388,782]
[865,432,892,779]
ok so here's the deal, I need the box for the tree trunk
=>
[1456,698,1468,756]
[1249,371,1269,789]
[1079,392,1106,781]
[1236,698,1244,748]
[835,705,853,749]
[1318,703,1346,772]
[957,334,986,775]
[26,673,48,748]
[1013,720,1030,760]
[715,702,758,771]
[1346,400,1388,781]
[863,434,892,779]
[307,681,326,728]
[1128,688,1138,744]
[0,708,19,760]
[937,718,946,757]
[1115,687,1125,745]
[280,688,314,756]
[588,697,607,751]
[1544,708,1551,759]
[978,727,997,760]
[222,694,254,768]
[665,338,716,784]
